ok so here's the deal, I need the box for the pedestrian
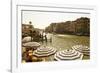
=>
[45,34,47,42]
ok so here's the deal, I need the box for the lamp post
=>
[29,21,33,41]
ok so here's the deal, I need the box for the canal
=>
[39,33,89,50]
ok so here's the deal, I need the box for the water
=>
[39,33,90,51]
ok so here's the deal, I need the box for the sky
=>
[22,11,90,29]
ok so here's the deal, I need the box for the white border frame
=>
[11,0,97,73]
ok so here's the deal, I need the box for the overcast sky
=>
[22,11,90,29]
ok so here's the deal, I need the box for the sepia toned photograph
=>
[21,10,90,63]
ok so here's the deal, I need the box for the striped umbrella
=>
[54,49,83,61]
[33,46,57,57]
[23,42,41,50]
[72,45,90,56]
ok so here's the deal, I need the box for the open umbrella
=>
[33,46,57,57]
[72,45,90,56]
[22,36,31,43]
[23,42,41,50]
[54,49,83,61]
